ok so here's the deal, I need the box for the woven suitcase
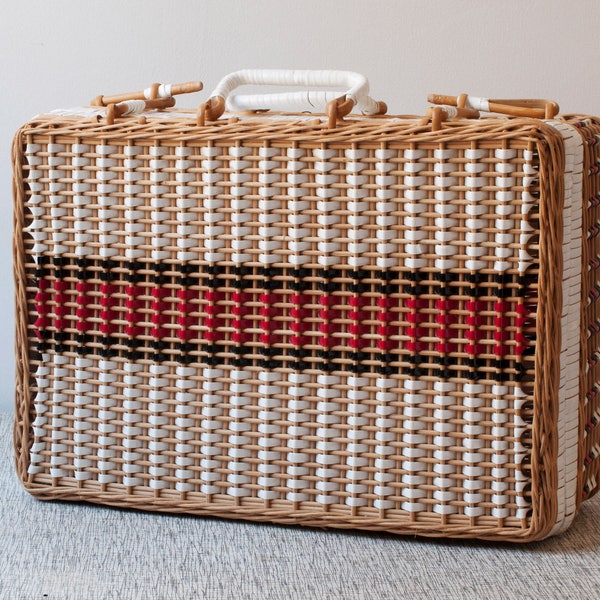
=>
[12,70,600,542]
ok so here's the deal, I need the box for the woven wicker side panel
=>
[563,115,600,502]
[13,115,565,541]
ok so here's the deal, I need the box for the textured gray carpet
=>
[2,412,600,600]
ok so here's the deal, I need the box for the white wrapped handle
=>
[209,69,385,116]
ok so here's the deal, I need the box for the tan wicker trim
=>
[11,481,559,542]
[18,109,565,146]
[527,123,565,539]
[13,126,33,485]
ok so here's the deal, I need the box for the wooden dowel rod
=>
[92,81,203,106]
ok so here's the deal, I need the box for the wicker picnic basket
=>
[13,69,600,542]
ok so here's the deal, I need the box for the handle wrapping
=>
[210,69,384,116]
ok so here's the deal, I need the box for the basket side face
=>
[13,113,573,541]
[562,115,600,504]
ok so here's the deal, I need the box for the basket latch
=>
[91,81,203,124]
[428,93,560,120]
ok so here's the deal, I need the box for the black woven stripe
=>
[36,335,528,381]
[34,257,536,286]
[32,258,537,307]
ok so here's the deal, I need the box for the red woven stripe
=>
[53,279,67,330]
[35,291,49,315]
[76,281,93,332]
[319,295,340,348]
[178,287,196,340]
[151,286,171,338]
[494,301,510,357]
[378,294,399,351]
[35,281,50,338]
[260,291,282,343]
[405,295,427,353]
[349,293,368,349]
[99,282,119,334]
[291,293,311,350]
[231,290,252,344]
[435,299,457,354]
[31,271,528,361]
[126,285,145,339]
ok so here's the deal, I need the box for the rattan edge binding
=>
[529,122,566,539]
[13,126,33,490]
[18,483,549,543]
[573,116,590,513]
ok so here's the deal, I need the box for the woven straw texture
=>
[12,106,595,542]
[562,116,600,503]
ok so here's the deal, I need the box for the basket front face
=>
[13,113,573,541]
